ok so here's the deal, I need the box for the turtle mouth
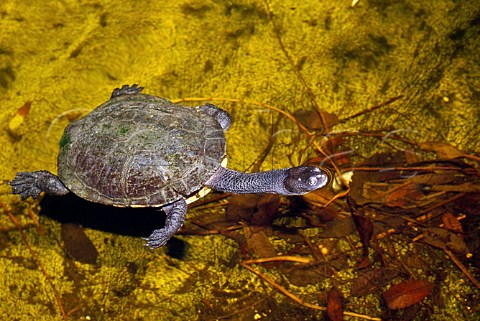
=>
[307,166,331,190]
[308,170,329,189]
[316,167,333,189]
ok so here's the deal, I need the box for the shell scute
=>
[58,94,226,207]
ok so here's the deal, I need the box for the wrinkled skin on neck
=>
[205,165,329,195]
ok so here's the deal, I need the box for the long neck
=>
[205,167,290,195]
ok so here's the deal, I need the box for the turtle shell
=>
[57,93,226,207]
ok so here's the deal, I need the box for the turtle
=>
[10,85,329,249]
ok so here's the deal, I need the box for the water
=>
[0,0,479,320]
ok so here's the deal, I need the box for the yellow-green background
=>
[0,0,479,320]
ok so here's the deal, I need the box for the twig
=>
[338,95,404,123]
[420,193,467,214]
[346,166,472,172]
[444,248,480,289]
[242,255,312,265]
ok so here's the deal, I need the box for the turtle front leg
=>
[10,171,69,200]
[144,198,187,249]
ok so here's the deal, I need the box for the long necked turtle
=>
[10,85,329,249]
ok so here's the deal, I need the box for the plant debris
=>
[383,279,434,310]
[182,129,479,320]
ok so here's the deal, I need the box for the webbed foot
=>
[143,199,187,249]
[198,103,232,131]
[10,171,69,200]
[144,228,172,249]
[111,84,144,98]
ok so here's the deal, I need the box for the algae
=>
[0,0,479,320]
[58,133,71,153]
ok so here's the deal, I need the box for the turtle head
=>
[284,166,330,195]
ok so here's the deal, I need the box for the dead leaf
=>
[404,149,419,164]
[302,187,336,207]
[286,264,332,287]
[8,101,32,134]
[17,101,32,116]
[441,213,463,235]
[251,194,281,227]
[226,194,280,229]
[421,227,470,255]
[243,227,276,258]
[327,287,344,321]
[351,268,398,297]
[226,194,260,223]
[385,185,424,207]
[293,109,322,129]
[420,142,465,159]
[430,182,480,193]
[293,109,338,130]
[353,214,373,260]
[224,194,280,257]
[351,269,383,296]
[405,172,456,186]
[302,187,340,222]
[61,223,98,265]
[347,196,373,262]
[383,279,434,309]
[357,255,371,269]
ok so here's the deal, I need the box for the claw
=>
[111,84,144,98]
[9,172,42,200]
[9,170,68,200]
[143,229,170,249]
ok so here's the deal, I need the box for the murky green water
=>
[0,0,478,320]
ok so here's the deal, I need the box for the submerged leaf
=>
[8,101,32,134]
[243,226,276,258]
[385,184,424,207]
[441,213,463,235]
[226,194,280,228]
[420,142,465,159]
[225,194,280,257]
[347,196,373,262]
[61,223,98,265]
[302,187,336,207]
[421,227,470,255]
[351,268,398,297]
[293,109,339,130]
[383,279,434,309]
[327,287,344,321]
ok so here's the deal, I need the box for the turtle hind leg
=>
[144,198,187,249]
[10,171,69,200]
